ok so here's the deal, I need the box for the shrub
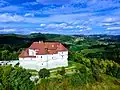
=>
[38,68,50,78]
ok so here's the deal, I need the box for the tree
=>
[1,50,10,60]
[38,68,50,78]
[57,67,66,76]
[0,66,35,90]
[116,67,120,79]
[9,67,35,90]
[92,65,103,82]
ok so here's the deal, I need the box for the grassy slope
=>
[30,61,120,90]
[36,74,120,90]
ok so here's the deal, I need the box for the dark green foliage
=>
[38,68,50,78]
[57,67,66,76]
[70,71,94,86]
[91,65,103,82]
[116,67,120,79]
[0,50,19,60]
[0,65,35,90]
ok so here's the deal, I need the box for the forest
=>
[0,33,120,90]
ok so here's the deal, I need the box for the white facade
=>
[19,49,68,71]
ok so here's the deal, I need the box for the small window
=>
[41,56,42,58]
[32,52,34,55]
[42,63,43,65]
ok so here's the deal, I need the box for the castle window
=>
[32,52,34,55]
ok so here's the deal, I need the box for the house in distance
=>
[19,41,68,70]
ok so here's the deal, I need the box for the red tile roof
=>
[19,42,68,58]
[19,48,36,58]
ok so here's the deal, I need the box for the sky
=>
[0,0,120,35]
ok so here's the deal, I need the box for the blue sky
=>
[0,0,120,35]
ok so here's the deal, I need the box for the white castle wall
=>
[19,49,68,70]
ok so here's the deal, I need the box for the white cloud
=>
[0,28,16,32]
[100,23,112,26]
[46,23,67,28]
[75,25,85,29]
[24,13,34,17]
[86,27,92,30]
[79,30,83,32]
[40,24,46,27]
[107,27,120,30]
[104,17,115,22]
[100,21,120,27]
[64,26,74,29]
[0,13,24,22]
[103,17,120,23]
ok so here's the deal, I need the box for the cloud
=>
[40,24,46,27]
[24,13,34,17]
[103,17,120,23]
[0,28,16,32]
[99,16,120,27]
[100,22,120,27]
[46,23,67,28]
[107,27,120,30]
[0,0,119,35]
[0,13,24,22]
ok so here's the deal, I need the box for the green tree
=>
[1,50,10,60]
[0,66,35,90]
[1,65,13,90]
[57,67,66,76]
[38,68,50,78]
[9,66,35,90]
[116,67,120,79]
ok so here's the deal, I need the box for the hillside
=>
[0,33,120,90]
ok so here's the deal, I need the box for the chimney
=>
[39,41,43,43]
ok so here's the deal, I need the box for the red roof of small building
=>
[19,41,68,58]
